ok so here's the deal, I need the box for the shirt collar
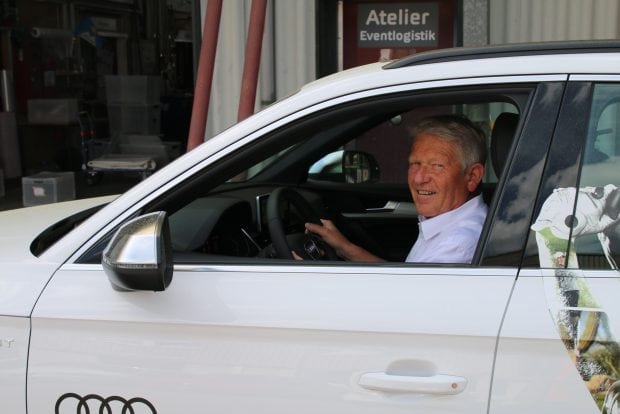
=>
[418,194,484,240]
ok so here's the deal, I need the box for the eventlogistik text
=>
[359,30,436,43]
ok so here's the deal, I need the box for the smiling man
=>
[306,114,488,264]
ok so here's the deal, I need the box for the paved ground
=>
[0,172,141,212]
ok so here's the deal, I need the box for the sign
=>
[357,2,439,48]
[340,0,457,69]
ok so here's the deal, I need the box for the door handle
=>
[366,201,400,213]
[358,372,467,395]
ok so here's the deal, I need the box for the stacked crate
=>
[105,76,161,136]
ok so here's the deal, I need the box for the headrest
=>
[491,113,519,177]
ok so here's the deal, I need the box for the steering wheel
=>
[266,187,338,260]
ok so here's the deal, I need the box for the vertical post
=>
[237,0,268,122]
[186,0,223,152]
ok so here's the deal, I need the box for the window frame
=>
[480,81,569,267]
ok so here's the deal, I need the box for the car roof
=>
[384,39,620,68]
[299,40,620,97]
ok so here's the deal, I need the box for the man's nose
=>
[413,166,430,183]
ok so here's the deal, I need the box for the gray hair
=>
[411,114,487,170]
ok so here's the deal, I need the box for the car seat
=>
[482,112,519,204]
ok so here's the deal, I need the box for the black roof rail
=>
[384,40,620,69]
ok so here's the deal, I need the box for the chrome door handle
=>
[358,372,467,395]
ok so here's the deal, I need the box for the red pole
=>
[186,0,223,152]
[237,0,268,122]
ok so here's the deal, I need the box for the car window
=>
[526,82,620,270]
[166,96,525,265]
[78,85,532,265]
[482,81,568,268]
[570,83,620,269]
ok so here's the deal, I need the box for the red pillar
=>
[237,0,268,122]
[186,0,223,152]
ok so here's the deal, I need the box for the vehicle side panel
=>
[490,271,599,413]
[29,265,515,413]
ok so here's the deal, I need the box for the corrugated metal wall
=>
[490,0,620,44]
[202,0,316,139]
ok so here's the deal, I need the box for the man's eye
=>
[431,163,445,170]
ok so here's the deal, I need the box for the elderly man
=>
[305,114,488,264]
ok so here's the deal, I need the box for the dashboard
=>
[167,188,315,260]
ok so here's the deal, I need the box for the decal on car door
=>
[532,185,620,413]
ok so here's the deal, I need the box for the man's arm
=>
[305,219,384,262]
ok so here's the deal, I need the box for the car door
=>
[28,77,563,414]
[491,80,620,413]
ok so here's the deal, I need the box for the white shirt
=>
[406,194,488,264]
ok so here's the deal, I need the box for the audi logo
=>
[55,393,157,414]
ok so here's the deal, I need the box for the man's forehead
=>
[410,134,459,157]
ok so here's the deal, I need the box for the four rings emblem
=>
[55,393,157,414]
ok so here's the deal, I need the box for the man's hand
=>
[305,219,349,257]
[305,219,383,262]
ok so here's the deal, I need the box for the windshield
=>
[30,204,107,256]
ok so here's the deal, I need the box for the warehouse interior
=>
[0,0,195,208]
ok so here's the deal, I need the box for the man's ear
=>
[466,163,485,192]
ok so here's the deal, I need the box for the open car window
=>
[78,85,531,265]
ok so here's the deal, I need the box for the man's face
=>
[407,133,482,218]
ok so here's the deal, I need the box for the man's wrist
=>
[341,242,382,262]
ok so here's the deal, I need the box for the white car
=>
[3,41,620,414]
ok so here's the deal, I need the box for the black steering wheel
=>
[266,187,338,260]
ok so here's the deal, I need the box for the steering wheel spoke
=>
[267,187,337,260]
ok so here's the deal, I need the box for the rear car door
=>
[28,76,563,414]
[491,79,620,413]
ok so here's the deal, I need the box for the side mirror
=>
[343,151,380,184]
[308,150,380,184]
[102,211,173,292]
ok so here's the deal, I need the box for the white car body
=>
[2,42,620,413]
